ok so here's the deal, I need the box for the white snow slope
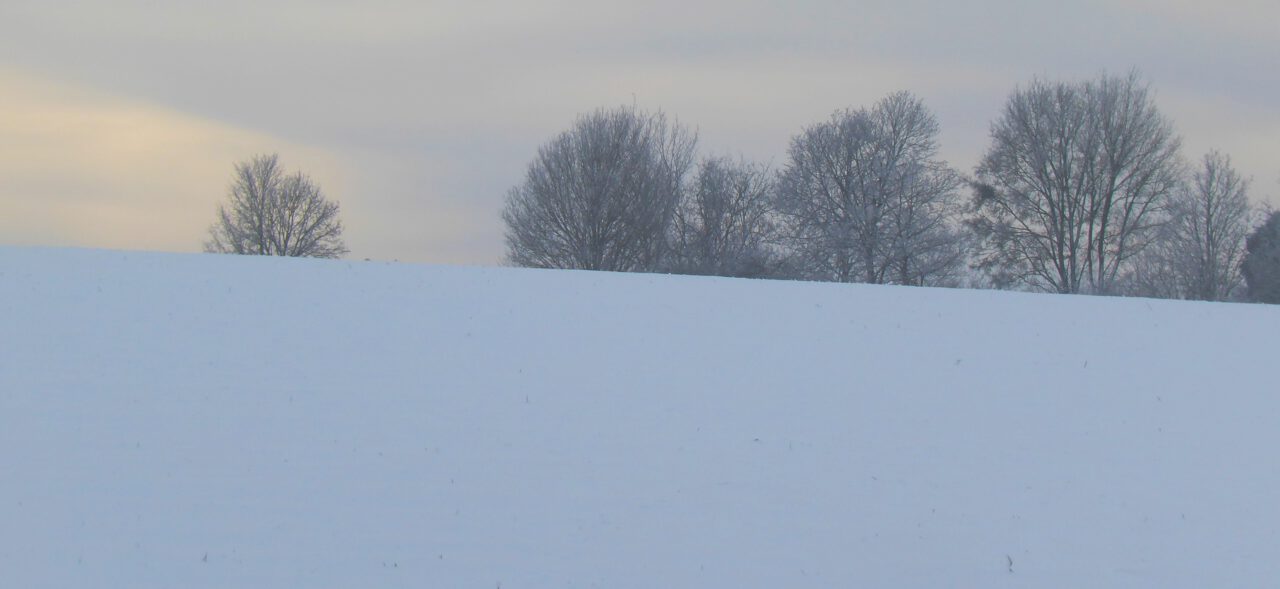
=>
[3,246,1279,588]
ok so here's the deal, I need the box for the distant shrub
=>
[1242,211,1280,303]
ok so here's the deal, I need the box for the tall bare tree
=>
[668,156,781,278]
[1129,151,1254,300]
[503,105,696,272]
[205,154,348,258]
[777,91,966,285]
[969,72,1182,294]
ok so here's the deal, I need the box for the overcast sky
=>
[2,0,1277,265]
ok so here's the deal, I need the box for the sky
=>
[1,0,1277,265]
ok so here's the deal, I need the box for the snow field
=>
[2,246,1278,588]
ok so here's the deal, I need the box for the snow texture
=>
[2,246,1279,588]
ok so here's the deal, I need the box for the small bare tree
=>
[205,154,348,258]
[969,71,1182,294]
[668,156,781,278]
[1129,151,1254,300]
[502,105,697,272]
[777,91,966,285]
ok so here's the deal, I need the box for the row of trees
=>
[196,72,1278,304]
[502,93,972,285]
[502,72,1280,303]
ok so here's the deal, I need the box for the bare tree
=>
[777,91,966,285]
[668,156,781,278]
[205,154,348,258]
[502,105,697,272]
[1129,151,1254,300]
[968,72,1182,294]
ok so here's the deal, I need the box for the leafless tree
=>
[502,105,697,272]
[668,156,782,278]
[204,154,348,258]
[777,91,967,285]
[968,72,1182,294]
[1129,151,1254,300]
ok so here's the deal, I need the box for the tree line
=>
[502,71,1280,303]
[199,71,1280,304]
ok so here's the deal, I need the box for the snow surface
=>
[2,246,1279,588]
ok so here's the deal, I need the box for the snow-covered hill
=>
[2,246,1278,588]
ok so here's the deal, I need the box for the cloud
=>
[0,68,346,252]
[1110,0,1280,41]
[1,0,1277,263]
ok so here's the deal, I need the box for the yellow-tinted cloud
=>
[0,67,347,252]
